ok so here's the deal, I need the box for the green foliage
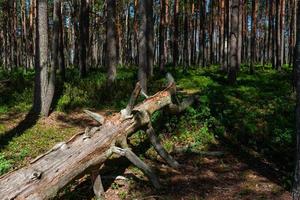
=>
[111,182,120,190]
[202,67,295,171]
[0,65,295,189]
[57,68,137,111]
[118,191,127,200]
[0,69,34,113]
[0,153,11,175]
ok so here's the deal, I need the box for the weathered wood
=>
[121,82,141,119]
[111,146,161,189]
[84,110,105,125]
[146,124,180,169]
[91,170,105,199]
[167,95,198,114]
[0,80,196,199]
[0,83,175,200]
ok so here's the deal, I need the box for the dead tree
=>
[0,74,197,199]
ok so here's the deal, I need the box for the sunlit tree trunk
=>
[34,0,55,117]
[228,0,239,84]
[250,0,258,73]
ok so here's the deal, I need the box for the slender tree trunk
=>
[173,0,179,66]
[79,0,89,78]
[159,0,166,72]
[58,2,65,80]
[147,0,154,77]
[272,0,277,68]
[290,0,296,67]
[106,0,117,84]
[280,0,286,69]
[52,0,60,76]
[237,0,243,71]
[276,0,281,70]
[250,0,258,73]
[183,0,189,71]
[220,0,225,70]
[138,0,153,93]
[134,0,139,65]
[228,0,239,84]
[190,1,195,65]
[209,0,214,65]
[202,0,206,67]
[52,0,65,80]
[263,0,269,67]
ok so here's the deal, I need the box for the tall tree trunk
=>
[58,1,65,80]
[159,0,166,72]
[209,0,214,65]
[280,0,286,69]
[289,0,296,67]
[220,0,225,70]
[276,0,281,70]
[190,1,196,65]
[237,0,243,71]
[183,0,189,71]
[201,0,206,67]
[52,0,60,76]
[263,0,269,67]
[293,1,300,198]
[138,0,153,93]
[173,0,179,66]
[146,0,154,77]
[34,0,55,117]
[79,0,89,78]
[106,0,117,84]
[52,0,65,80]
[228,0,239,84]
[250,0,258,73]
[271,0,277,68]
[134,0,139,65]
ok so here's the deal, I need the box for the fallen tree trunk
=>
[0,77,196,200]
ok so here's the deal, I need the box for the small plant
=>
[111,182,120,190]
[0,154,12,175]
[118,191,127,200]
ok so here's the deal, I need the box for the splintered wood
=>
[0,76,197,200]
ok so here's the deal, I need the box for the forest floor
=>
[0,65,295,199]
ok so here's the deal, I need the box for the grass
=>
[0,65,295,191]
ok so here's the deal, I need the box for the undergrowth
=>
[0,65,296,191]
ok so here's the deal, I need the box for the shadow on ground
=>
[0,109,39,150]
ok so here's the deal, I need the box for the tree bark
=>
[173,0,179,67]
[0,80,195,199]
[34,0,55,117]
[79,0,89,78]
[138,0,153,93]
[250,0,258,73]
[227,0,239,84]
[279,0,286,69]
[159,0,168,72]
[293,1,300,199]
[106,0,117,84]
